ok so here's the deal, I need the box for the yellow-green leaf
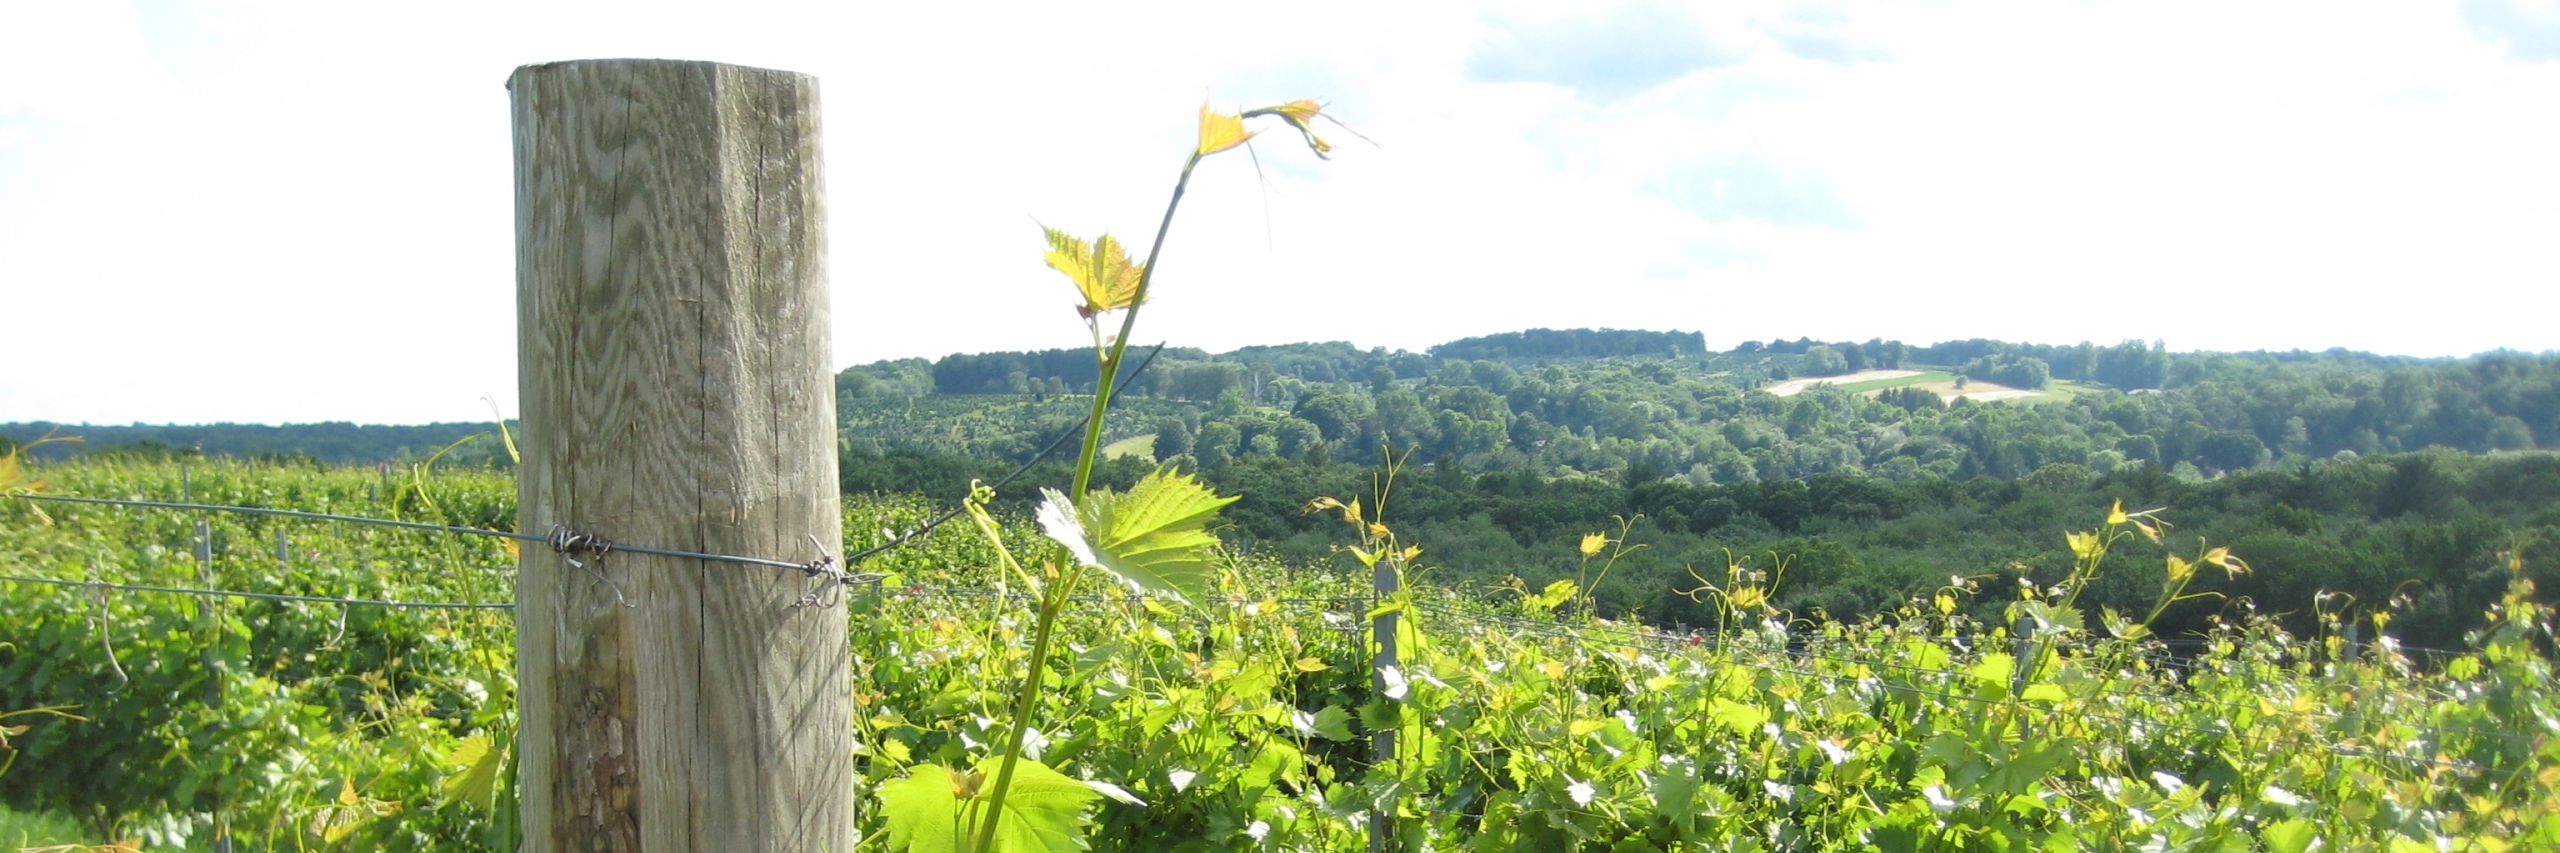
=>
[439,735,505,811]
[881,759,1104,853]
[1708,697,1767,735]
[1041,468,1238,604]
[1970,653,2016,687]
[1041,226,1144,319]
[1243,98,1341,159]
[1533,579,1577,611]
[2263,818,2316,853]
[1196,103,1254,157]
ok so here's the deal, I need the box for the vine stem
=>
[978,147,1203,853]
[1070,153,1201,499]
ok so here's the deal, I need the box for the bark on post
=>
[510,58,847,853]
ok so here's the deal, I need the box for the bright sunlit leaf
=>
[1039,468,1237,605]
[881,760,1101,853]
[439,735,504,811]
[1041,226,1145,319]
[1196,103,1254,157]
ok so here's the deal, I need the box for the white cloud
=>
[2464,0,2560,61]
[0,0,2554,425]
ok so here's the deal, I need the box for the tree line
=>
[837,443,2558,652]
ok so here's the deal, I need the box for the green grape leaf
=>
[1360,699,1403,731]
[2261,818,2316,853]
[2100,606,2150,641]
[439,735,503,811]
[879,764,969,853]
[1528,579,1576,613]
[1294,705,1355,741]
[1650,767,1700,833]
[1039,468,1236,605]
[2016,600,2083,637]
[1041,226,1144,318]
[1708,697,1767,735]
[2020,683,2068,703]
[881,760,1103,853]
[1969,653,2016,687]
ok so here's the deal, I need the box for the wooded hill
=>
[830,329,2560,648]
[838,330,2558,482]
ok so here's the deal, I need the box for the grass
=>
[1812,366,2097,404]
[0,803,87,849]
[1100,433,1155,460]
[1831,371,1953,393]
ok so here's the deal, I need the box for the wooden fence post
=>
[510,58,846,853]
[1371,559,1400,852]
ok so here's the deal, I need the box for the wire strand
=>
[0,574,513,610]
[2,493,832,576]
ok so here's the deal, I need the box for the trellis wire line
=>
[1409,598,2437,730]
[2151,634,2476,660]
[1408,598,2477,740]
[1416,603,2500,773]
[1418,603,2446,742]
[0,574,513,610]
[2,493,835,577]
[873,583,1369,609]
[844,343,1169,566]
[0,345,1165,584]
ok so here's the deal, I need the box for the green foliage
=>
[1429,328,1703,361]
[881,759,1103,853]
[3,454,2554,850]
[1047,469,1238,605]
[1959,352,2050,389]
[0,423,514,468]
[0,457,517,849]
[843,522,2559,851]
[829,339,2560,495]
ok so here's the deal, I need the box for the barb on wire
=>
[545,524,634,608]
[1,574,513,611]
[845,343,1169,566]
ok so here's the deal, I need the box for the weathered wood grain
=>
[511,58,846,853]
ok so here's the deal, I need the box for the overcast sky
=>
[3,0,2556,425]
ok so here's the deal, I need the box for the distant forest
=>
[830,328,2560,648]
[0,421,513,468]
[839,330,2557,483]
[13,328,2557,648]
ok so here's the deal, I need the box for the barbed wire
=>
[0,573,513,610]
